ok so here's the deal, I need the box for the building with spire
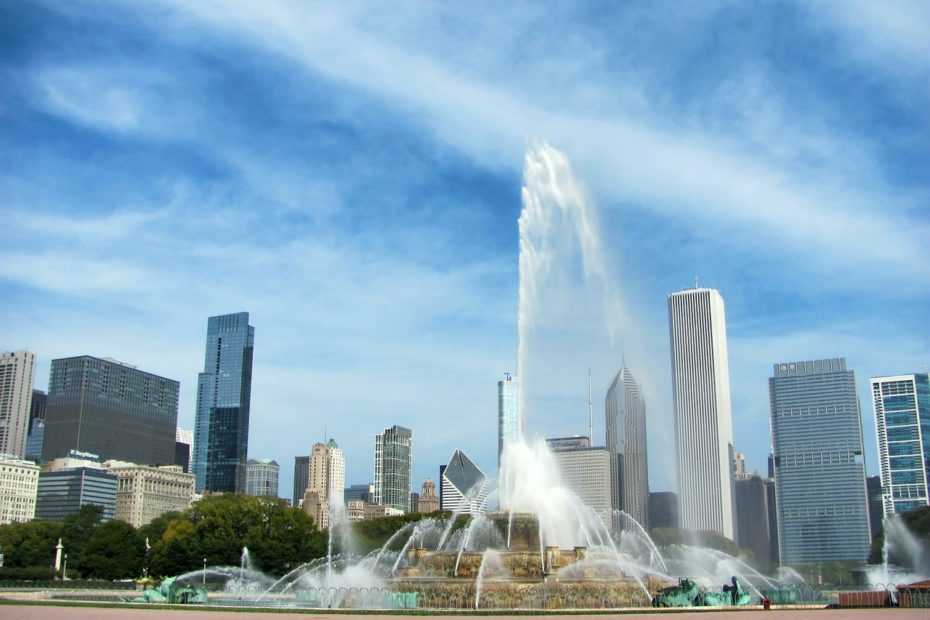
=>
[193,312,254,494]
[440,449,488,515]
[668,287,735,539]
[418,479,439,513]
[605,365,649,530]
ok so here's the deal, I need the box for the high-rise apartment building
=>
[0,351,36,458]
[246,458,280,497]
[193,312,254,494]
[293,455,310,505]
[373,425,412,513]
[668,287,735,539]
[546,436,611,527]
[305,439,345,530]
[440,449,488,515]
[770,358,871,564]
[43,356,179,466]
[605,365,649,530]
[0,455,39,524]
[872,373,930,517]
[498,374,520,468]
[109,462,195,527]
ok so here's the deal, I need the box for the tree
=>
[60,504,104,574]
[76,520,144,580]
[0,519,63,571]
[650,527,749,561]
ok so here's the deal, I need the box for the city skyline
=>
[2,3,929,499]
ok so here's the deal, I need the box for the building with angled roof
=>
[440,449,488,515]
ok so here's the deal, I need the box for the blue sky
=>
[2,1,928,502]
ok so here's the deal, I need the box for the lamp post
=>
[63,554,68,581]
[203,558,207,585]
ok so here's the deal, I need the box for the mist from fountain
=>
[864,514,930,585]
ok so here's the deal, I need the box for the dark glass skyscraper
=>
[42,356,178,465]
[193,312,254,494]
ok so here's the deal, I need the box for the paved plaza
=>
[1,605,929,620]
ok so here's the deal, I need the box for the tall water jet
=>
[516,141,617,429]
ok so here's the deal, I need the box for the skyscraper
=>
[0,351,36,458]
[305,439,345,530]
[872,373,930,517]
[373,425,412,512]
[43,356,178,466]
[498,373,520,468]
[440,449,488,515]
[770,358,871,564]
[246,458,280,497]
[734,474,773,566]
[546,436,612,527]
[293,455,310,505]
[175,428,193,473]
[605,365,649,530]
[668,287,735,539]
[193,312,254,494]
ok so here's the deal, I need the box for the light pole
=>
[62,554,68,580]
[202,558,207,585]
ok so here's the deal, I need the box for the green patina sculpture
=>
[135,576,209,604]
[653,576,750,607]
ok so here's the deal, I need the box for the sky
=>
[2,1,929,503]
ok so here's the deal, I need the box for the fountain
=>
[134,143,801,610]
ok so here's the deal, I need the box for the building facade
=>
[648,491,679,529]
[43,356,179,466]
[293,455,310,505]
[0,351,36,458]
[0,456,40,524]
[440,449,488,515]
[175,428,193,473]
[373,425,412,512]
[872,373,930,517]
[36,466,118,521]
[605,365,649,530]
[418,479,440,513]
[305,439,345,530]
[109,462,195,527]
[246,458,280,497]
[193,312,254,494]
[547,437,612,527]
[498,374,521,468]
[668,287,735,539]
[770,358,871,564]
[735,474,773,566]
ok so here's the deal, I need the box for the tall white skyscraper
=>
[872,373,930,517]
[668,287,735,539]
[0,351,36,458]
[498,373,520,468]
[605,365,649,529]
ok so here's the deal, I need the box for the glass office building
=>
[769,358,871,564]
[373,425,412,512]
[872,373,930,517]
[35,467,117,521]
[42,356,179,465]
[605,365,649,530]
[193,312,255,494]
[497,374,520,468]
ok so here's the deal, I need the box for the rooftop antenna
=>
[588,368,594,444]
[694,275,700,289]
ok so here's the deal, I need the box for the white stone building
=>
[0,455,39,525]
[107,461,195,527]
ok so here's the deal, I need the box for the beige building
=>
[418,479,439,513]
[304,439,344,530]
[0,455,39,525]
[107,461,195,527]
[0,351,36,458]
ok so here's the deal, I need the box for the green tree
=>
[60,504,104,574]
[76,520,144,580]
[0,519,63,570]
[650,527,750,562]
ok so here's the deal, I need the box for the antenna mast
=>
[588,368,594,443]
